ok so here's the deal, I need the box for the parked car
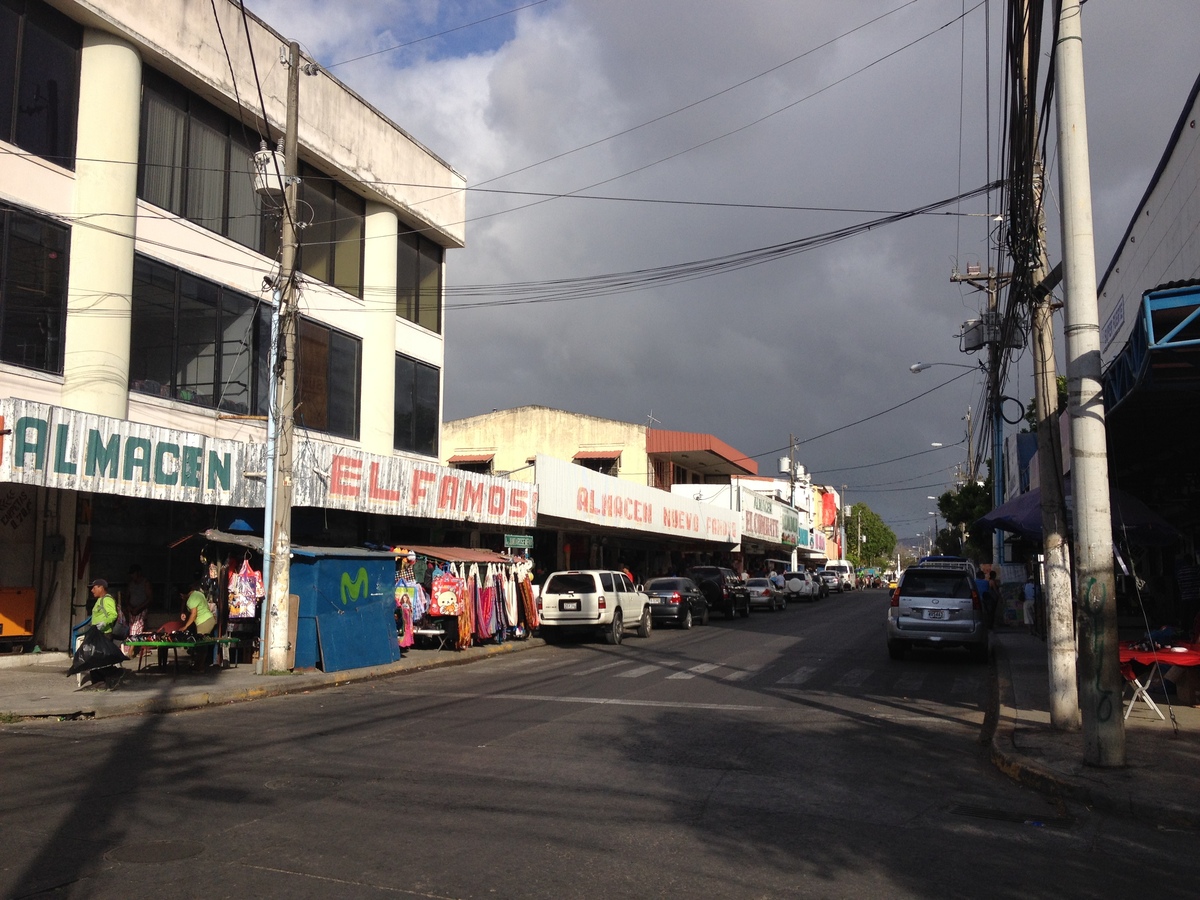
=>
[886,565,988,662]
[746,577,784,611]
[817,570,843,594]
[782,570,819,603]
[687,566,751,619]
[823,560,856,591]
[644,576,709,629]
[538,569,652,645]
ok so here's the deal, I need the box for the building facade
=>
[0,0,542,651]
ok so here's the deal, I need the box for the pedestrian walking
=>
[1023,576,1037,635]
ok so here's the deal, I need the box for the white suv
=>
[538,569,652,645]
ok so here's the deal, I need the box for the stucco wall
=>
[442,407,652,486]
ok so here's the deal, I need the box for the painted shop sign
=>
[738,486,783,545]
[0,399,256,505]
[535,454,739,543]
[0,400,537,527]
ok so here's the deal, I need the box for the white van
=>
[822,560,856,591]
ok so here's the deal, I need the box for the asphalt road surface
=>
[2,590,1194,898]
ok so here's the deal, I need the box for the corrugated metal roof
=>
[645,429,757,474]
[447,452,495,464]
[573,449,622,460]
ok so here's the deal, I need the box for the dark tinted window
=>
[139,69,267,253]
[0,203,69,373]
[3,0,80,167]
[397,228,443,333]
[298,164,365,297]
[296,318,360,439]
[900,570,974,599]
[645,578,687,591]
[545,573,596,595]
[394,352,440,455]
[747,579,771,588]
[130,254,269,414]
[600,572,615,591]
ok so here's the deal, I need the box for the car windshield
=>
[645,578,685,591]
[747,578,771,588]
[899,570,974,598]
[544,573,597,594]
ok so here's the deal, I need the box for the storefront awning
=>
[447,452,495,464]
[400,545,515,564]
[574,450,622,460]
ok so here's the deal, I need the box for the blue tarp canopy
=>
[975,487,1179,546]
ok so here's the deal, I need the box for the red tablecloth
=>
[1119,641,1200,667]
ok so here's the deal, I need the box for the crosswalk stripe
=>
[573,660,630,677]
[777,666,818,685]
[723,663,763,681]
[667,663,721,680]
[835,668,872,687]
[894,673,926,693]
[616,664,661,678]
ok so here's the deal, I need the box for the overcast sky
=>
[247,0,1200,545]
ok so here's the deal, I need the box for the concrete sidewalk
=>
[989,629,1200,829]
[0,638,543,720]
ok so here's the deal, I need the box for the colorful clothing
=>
[91,593,118,634]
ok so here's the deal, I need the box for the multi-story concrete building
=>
[0,0,538,652]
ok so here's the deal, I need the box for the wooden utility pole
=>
[1055,0,1123,765]
[263,41,301,675]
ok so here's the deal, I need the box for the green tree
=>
[1022,375,1067,432]
[845,502,897,569]
[934,475,994,562]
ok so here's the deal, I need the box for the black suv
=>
[687,566,751,619]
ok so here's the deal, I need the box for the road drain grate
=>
[950,804,1074,829]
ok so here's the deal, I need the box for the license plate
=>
[926,609,946,620]
[560,599,581,611]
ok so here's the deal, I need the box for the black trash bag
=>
[67,626,128,675]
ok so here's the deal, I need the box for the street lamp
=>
[910,360,979,374]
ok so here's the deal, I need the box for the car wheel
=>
[726,601,736,620]
[740,600,751,618]
[699,605,710,626]
[604,611,624,645]
[637,607,652,639]
[780,596,787,611]
[680,607,693,630]
[887,639,907,660]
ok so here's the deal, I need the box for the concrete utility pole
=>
[1012,0,1079,729]
[263,41,302,675]
[1054,0,1123,765]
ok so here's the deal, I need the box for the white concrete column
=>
[359,202,399,454]
[61,30,141,417]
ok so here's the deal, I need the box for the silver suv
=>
[538,569,652,645]
[886,566,988,662]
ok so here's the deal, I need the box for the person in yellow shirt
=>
[89,578,118,634]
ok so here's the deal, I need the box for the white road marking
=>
[667,663,721,680]
[777,666,818,685]
[723,662,764,681]
[572,660,630,676]
[616,664,661,678]
[835,668,872,687]
[392,690,766,711]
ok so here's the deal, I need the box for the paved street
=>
[2,590,1195,899]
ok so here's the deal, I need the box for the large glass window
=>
[138,69,265,254]
[130,255,269,415]
[0,202,69,373]
[397,229,443,333]
[0,0,81,168]
[394,353,439,456]
[298,163,365,298]
[297,319,360,440]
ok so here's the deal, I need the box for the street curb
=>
[86,637,546,719]
[989,640,1200,831]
